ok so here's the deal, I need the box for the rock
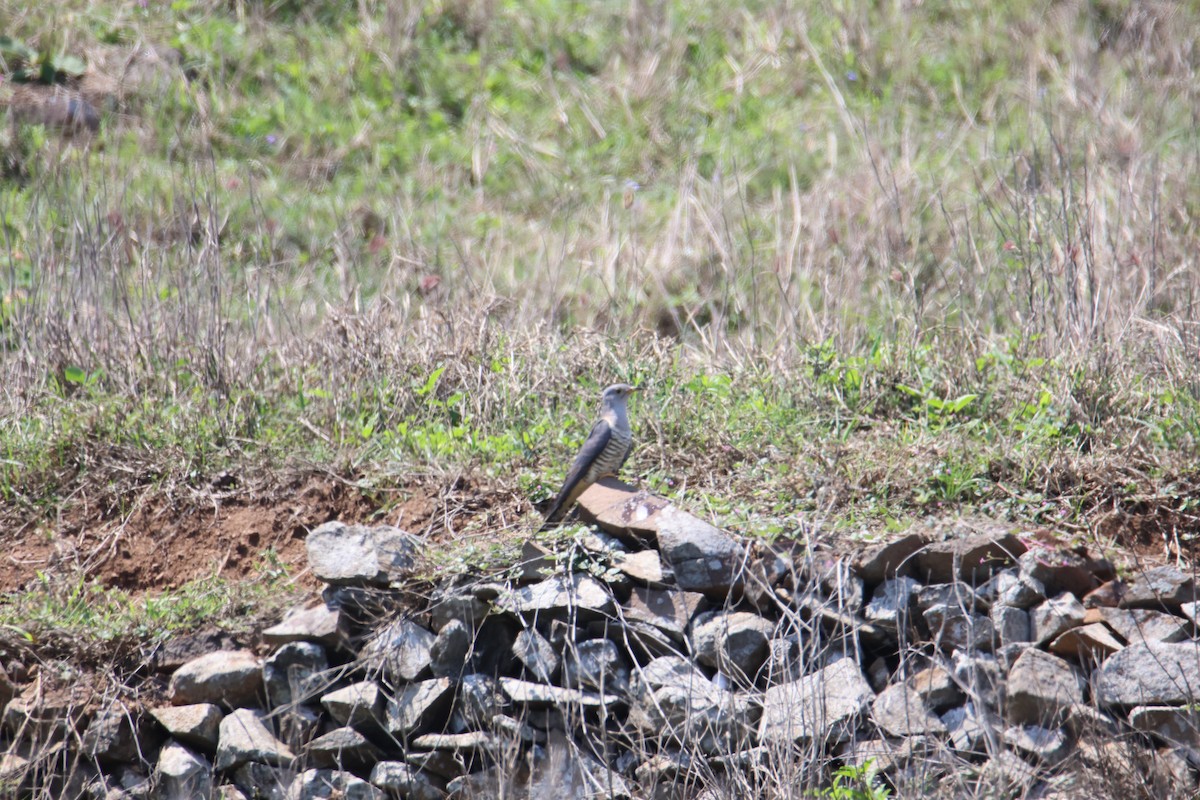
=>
[690,611,774,679]
[759,658,874,745]
[942,702,994,752]
[864,576,921,629]
[499,677,614,708]
[914,532,1026,583]
[814,559,865,612]
[908,664,962,711]
[232,763,293,800]
[83,709,153,764]
[916,582,981,614]
[623,587,705,639]
[305,522,422,587]
[628,656,753,756]
[1119,565,1196,610]
[455,674,507,728]
[411,731,494,752]
[512,628,560,682]
[923,604,995,653]
[1017,546,1104,598]
[385,678,453,737]
[306,727,385,770]
[655,507,746,596]
[980,751,1038,792]
[428,588,490,632]
[612,550,666,584]
[1048,622,1124,660]
[1083,579,1126,608]
[871,683,946,736]
[1097,641,1200,706]
[263,642,329,708]
[0,665,14,712]
[369,762,446,800]
[1031,592,1086,644]
[150,704,222,751]
[404,750,465,781]
[1128,705,1200,748]
[951,651,1003,706]
[562,639,630,694]
[1003,724,1071,763]
[1006,649,1084,725]
[263,604,347,650]
[361,619,435,683]
[278,704,323,751]
[1151,746,1200,800]
[320,681,387,733]
[497,573,614,617]
[169,650,262,707]
[320,585,397,627]
[155,741,213,800]
[1098,607,1188,644]
[286,769,384,800]
[429,619,471,680]
[853,533,929,583]
[991,604,1031,646]
[215,708,296,771]
[981,570,1045,609]
[517,540,557,582]
[576,477,670,542]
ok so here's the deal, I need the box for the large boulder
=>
[1097,642,1200,707]
[306,522,422,587]
[758,658,874,745]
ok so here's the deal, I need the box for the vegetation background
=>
[1,0,1198,652]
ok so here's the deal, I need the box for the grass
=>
[0,0,1198,652]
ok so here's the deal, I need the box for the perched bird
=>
[542,383,640,526]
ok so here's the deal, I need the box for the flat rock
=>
[215,708,295,771]
[923,605,995,653]
[1097,641,1200,706]
[428,588,490,632]
[169,650,262,707]
[456,674,508,728]
[864,576,921,629]
[759,658,874,745]
[497,573,614,617]
[305,521,422,587]
[1017,546,1106,598]
[264,642,329,708]
[429,619,471,680]
[512,628,559,682]
[1098,607,1188,644]
[1031,592,1086,644]
[1128,705,1200,749]
[1003,724,1070,763]
[690,611,774,679]
[562,639,629,694]
[914,532,1026,583]
[263,604,347,649]
[852,533,929,583]
[320,682,387,733]
[872,683,946,736]
[655,507,746,596]
[980,570,1045,609]
[612,549,666,584]
[1119,565,1196,610]
[908,664,962,711]
[82,709,152,764]
[628,656,753,756]
[156,741,213,800]
[150,704,222,751]
[369,762,446,800]
[624,587,705,639]
[412,731,494,751]
[1006,648,1084,725]
[499,677,613,707]
[1048,622,1124,660]
[576,477,671,542]
[286,768,384,800]
[306,726,384,770]
[385,678,454,737]
[942,702,994,752]
[361,618,435,683]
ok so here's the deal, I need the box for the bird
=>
[542,383,640,526]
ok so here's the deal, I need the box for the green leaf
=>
[64,365,87,384]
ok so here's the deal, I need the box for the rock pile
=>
[4,480,1200,799]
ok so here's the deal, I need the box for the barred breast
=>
[585,427,632,483]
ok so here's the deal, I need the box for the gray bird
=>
[542,383,640,526]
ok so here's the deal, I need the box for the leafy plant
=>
[813,760,892,800]
[0,35,86,84]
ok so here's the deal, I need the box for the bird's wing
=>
[543,419,612,523]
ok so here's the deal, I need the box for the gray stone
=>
[264,642,329,708]
[1119,565,1197,610]
[285,769,384,800]
[980,751,1038,792]
[1097,641,1200,706]
[169,650,262,707]
[263,604,347,649]
[941,702,994,752]
[385,678,453,737]
[232,762,294,800]
[305,522,421,587]
[623,587,705,639]
[612,549,666,584]
[563,639,630,694]
[512,628,559,682]
[154,741,212,800]
[864,576,921,628]
[428,589,490,632]
[306,726,384,770]
[951,651,1003,705]
[655,507,746,596]
[430,619,471,680]
[978,569,1045,609]
[991,604,1031,646]
[628,656,753,756]
[1017,546,1104,598]
[403,750,465,781]
[497,573,614,617]
[278,704,323,751]
[150,704,222,751]
[215,708,296,770]
[1129,705,1200,748]
[83,709,151,764]
[758,658,874,745]
[871,683,946,736]
[1006,648,1084,725]
[1003,724,1071,763]
[369,761,446,800]
[412,731,494,752]
[499,677,614,708]
[1031,592,1086,644]
[914,532,1026,583]
[815,559,865,612]
[1099,607,1188,644]
[853,533,929,583]
[320,681,386,733]
[690,611,774,679]
[923,604,995,653]
[908,664,961,711]
[361,618,435,683]
[456,674,507,728]
[1048,622,1124,660]
[916,582,980,614]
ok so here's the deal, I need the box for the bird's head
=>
[600,383,640,408]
